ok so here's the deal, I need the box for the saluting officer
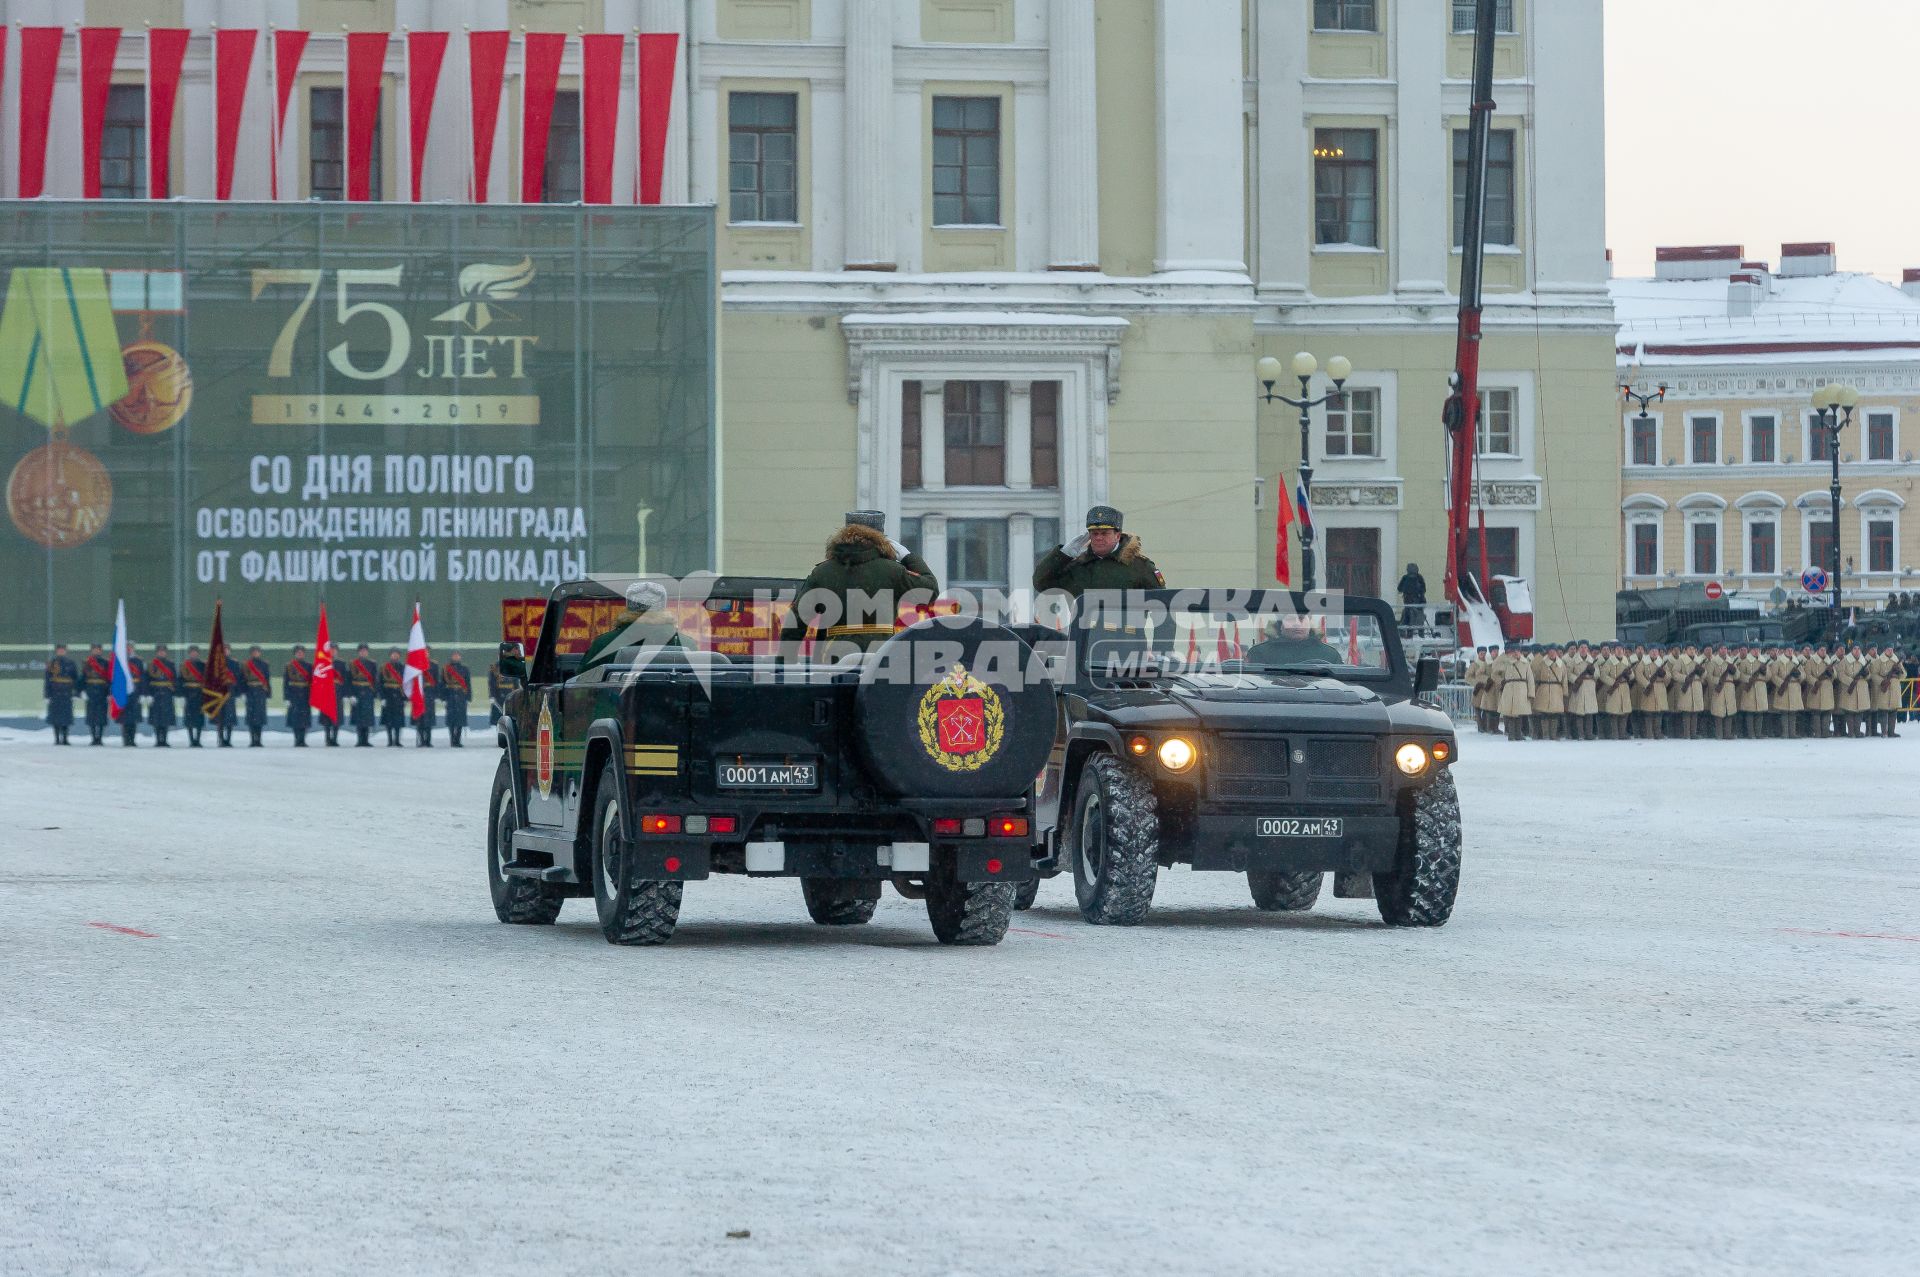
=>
[346,644,380,747]
[379,647,408,746]
[119,643,146,746]
[441,651,472,747]
[242,645,273,747]
[181,645,208,747]
[412,648,440,747]
[146,643,180,747]
[43,643,78,745]
[1033,505,1165,597]
[82,642,112,745]
[783,511,941,651]
[284,645,313,747]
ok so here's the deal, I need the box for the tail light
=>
[990,816,1029,838]
[932,817,964,837]
[708,815,739,835]
[639,814,681,835]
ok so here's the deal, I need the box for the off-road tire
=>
[925,868,1015,946]
[590,758,682,945]
[1375,771,1462,927]
[488,758,564,925]
[1247,869,1323,912]
[1069,753,1159,926]
[802,877,880,926]
[1012,877,1040,911]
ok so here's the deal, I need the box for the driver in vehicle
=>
[1243,613,1345,667]
[581,580,681,670]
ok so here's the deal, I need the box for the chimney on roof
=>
[1728,270,1765,319]
[1779,242,1837,277]
[1654,245,1744,281]
[1903,268,1920,301]
[1739,259,1773,293]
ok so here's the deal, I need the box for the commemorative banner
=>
[1,201,714,652]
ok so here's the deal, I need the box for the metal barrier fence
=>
[1436,681,1475,723]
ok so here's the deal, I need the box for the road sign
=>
[1801,567,1829,594]
[1769,586,1788,605]
[1704,581,1724,601]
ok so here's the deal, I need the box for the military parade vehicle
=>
[1022,589,1461,927]
[488,576,1060,946]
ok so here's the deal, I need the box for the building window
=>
[1313,129,1378,247]
[1690,520,1718,575]
[1868,518,1895,573]
[944,381,1006,486]
[1477,388,1517,456]
[1808,414,1835,463]
[100,84,147,199]
[1453,0,1516,33]
[728,91,798,223]
[1034,517,1061,553]
[1463,525,1519,586]
[1031,381,1060,488]
[901,381,923,490]
[948,518,1009,591]
[898,516,922,555]
[1808,518,1835,570]
[1689,416,1723,465]
[1452,129,1516,247]
[1325,526,1381,597]
[1747,519,1776,575]
[1314,0,1378,31]
[1629,416,1656,466]
[932,96,1001,226]
[309,87,381,201]
[543,90,582,203]
[1748,414,1776,464]
[1325,387,1380,458]
[1866,411,1895,461]
[1630,521,1660,577]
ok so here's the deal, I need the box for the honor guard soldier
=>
[1667,644,1703,740]
[782,511,940,651]
[146,644,180,747]
[379,647,408,746]
[346,644,379,747]
[1597,644,1633,739]
[1869,646,1903,737]
[1494,645,1534,738]
[411,648,440,747]
[440,652,472,747]
[1732,646,1767,739]
[1466,647,1496,733]
[43,643,78,745]
[1805,645,1837,738]
[242,646,273,747]
[1565,643,1599,740]
[1530,646,1565,741]
[214,660,239,747]
[1835,644,1871,737]
[118,643,146,746]
[1767,647,1801,739]
[283,645,313,747]
[82,642,112,745]
[1033,505,1165,598]
[181,646,207,746]
[1628,646,1663,739]
[1702,646,1736,740]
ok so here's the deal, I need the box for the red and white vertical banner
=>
[405,30,449,202]
[16,27,63,198]
[147,28,190,198]
[579,33,624,205]
[78,28,123,199]
[404,604,429,719]
[519,32,566,203]
[269,29,309,199]
[213,27,257,200]
[635,32,679,204]
[467,30,509,203]
[312,605,339,726]
[343,31,388,202]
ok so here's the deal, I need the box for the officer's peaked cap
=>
[1085,505,1123,530]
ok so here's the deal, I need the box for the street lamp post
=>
[1257,351,1351,593]
[1810,381,1859,636]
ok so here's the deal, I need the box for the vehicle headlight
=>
[1157,736,1197,772]
[1394,742,1428,776]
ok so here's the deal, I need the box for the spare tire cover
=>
[854,616,1060,799]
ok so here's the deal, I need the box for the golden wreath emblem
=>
[916,663,1005,772]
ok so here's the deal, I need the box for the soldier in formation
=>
[118,644,146,746]
[380,647,408,746]
[242,646,273,747]
[411,649,440,747]
[283,644,313,747]
[441,652,472,747]
[42,643,78,745]
[347,644,380,747]
[146,644,179,747]
[181,646,208,747]
[82,642,112,745]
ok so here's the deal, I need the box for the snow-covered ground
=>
[1,727,1916,1277]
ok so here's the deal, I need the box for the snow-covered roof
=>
[1610,271,1920,365]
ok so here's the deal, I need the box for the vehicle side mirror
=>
[497,641,527,682]
[1413,654,1440,697]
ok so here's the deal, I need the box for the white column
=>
[1252,0,1307,295]
[920,381,946,490]
[1005,380,1033,489]
[1046,0,1099,270]
[1529,0,1608,295]
[639,0,690,204]
[843,0,896,269]
[922,514,950,590]
[1394,6,1447,295]
[1154,0,1245,273]
[1008,514,1035,618]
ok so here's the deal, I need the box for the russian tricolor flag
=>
[108,599,133,722]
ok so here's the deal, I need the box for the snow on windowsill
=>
[1313,243,1386,254]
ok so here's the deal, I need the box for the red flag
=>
[467,31,510,202]
[16,28,62,198]
[203,602,236,720]
[147,29,190,199]
[1274,476,1294,587]
[345,32,389,202]
[405,30,449,202]
[312,605,339,725]
[1347,618,1361,666]
[270,30,309,199]
[580,33,624,205]
[635,32,679,204]
[213,28,257,200]
[520,33,566,202]
[404,603,430,719]
[79,28,123,199]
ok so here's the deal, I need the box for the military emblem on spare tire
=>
[536,696,555,799]
[917,664,1004,771]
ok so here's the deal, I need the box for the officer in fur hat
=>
[1033,505,1165,597]
[783,511,940,650]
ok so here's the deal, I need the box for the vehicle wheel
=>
[1375,771,1462,927]
[1248,869,1322,912]
[488,758,564,925]
[590,758,682,945]
[1012,878,1040,911]
[1069,754,1159,926]
[925,868,1015,946]
[802,877,879,926]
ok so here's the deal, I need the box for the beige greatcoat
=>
[1835,651,1872,713]
[1629,654,1669,713]
[1735,653,1770,713]
[1494,650,1535,718]
[1532,653,1566,715]
[1703,653,1736,718]
[1668,650,1705,714]
[1565,651,1600,716]
[1869,653,1904,712]
[1598,653,1634,716]
[1805,651,1837,712]
[1768,652,1804,713]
